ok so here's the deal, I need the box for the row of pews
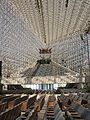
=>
[16,93,45,120]
[0,93,45,120]
[36,94,45,112]
[45,94,65,120]
[57,92,90,120]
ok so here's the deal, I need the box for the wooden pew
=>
[1,95,20,104]
[1,95,20,110]
[46,95,55,120]
[20,94,37,112]
[14,95,28,106]
[16,94,45,120]
[8,94,37,112]
[60,94,84,120]
[0,95,13,102]
[36,95,45,112]
[8,95,21,109]
[0,102,7,113]
[27,94,37,109]
[14,95,28,112]
[0,103,22,120]
[16,96,39,120]
[0,95,19,113]
[16,106,38,120]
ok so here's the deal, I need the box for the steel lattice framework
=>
[8,0,90,44]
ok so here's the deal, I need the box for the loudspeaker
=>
[0,61,2,78]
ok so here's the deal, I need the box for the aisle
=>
[37,94,49,120]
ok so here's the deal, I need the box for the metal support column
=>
[0,61,2,84]
[85,34,90,85]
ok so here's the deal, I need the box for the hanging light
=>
[66,0,69,8]
[80,34,84,40]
